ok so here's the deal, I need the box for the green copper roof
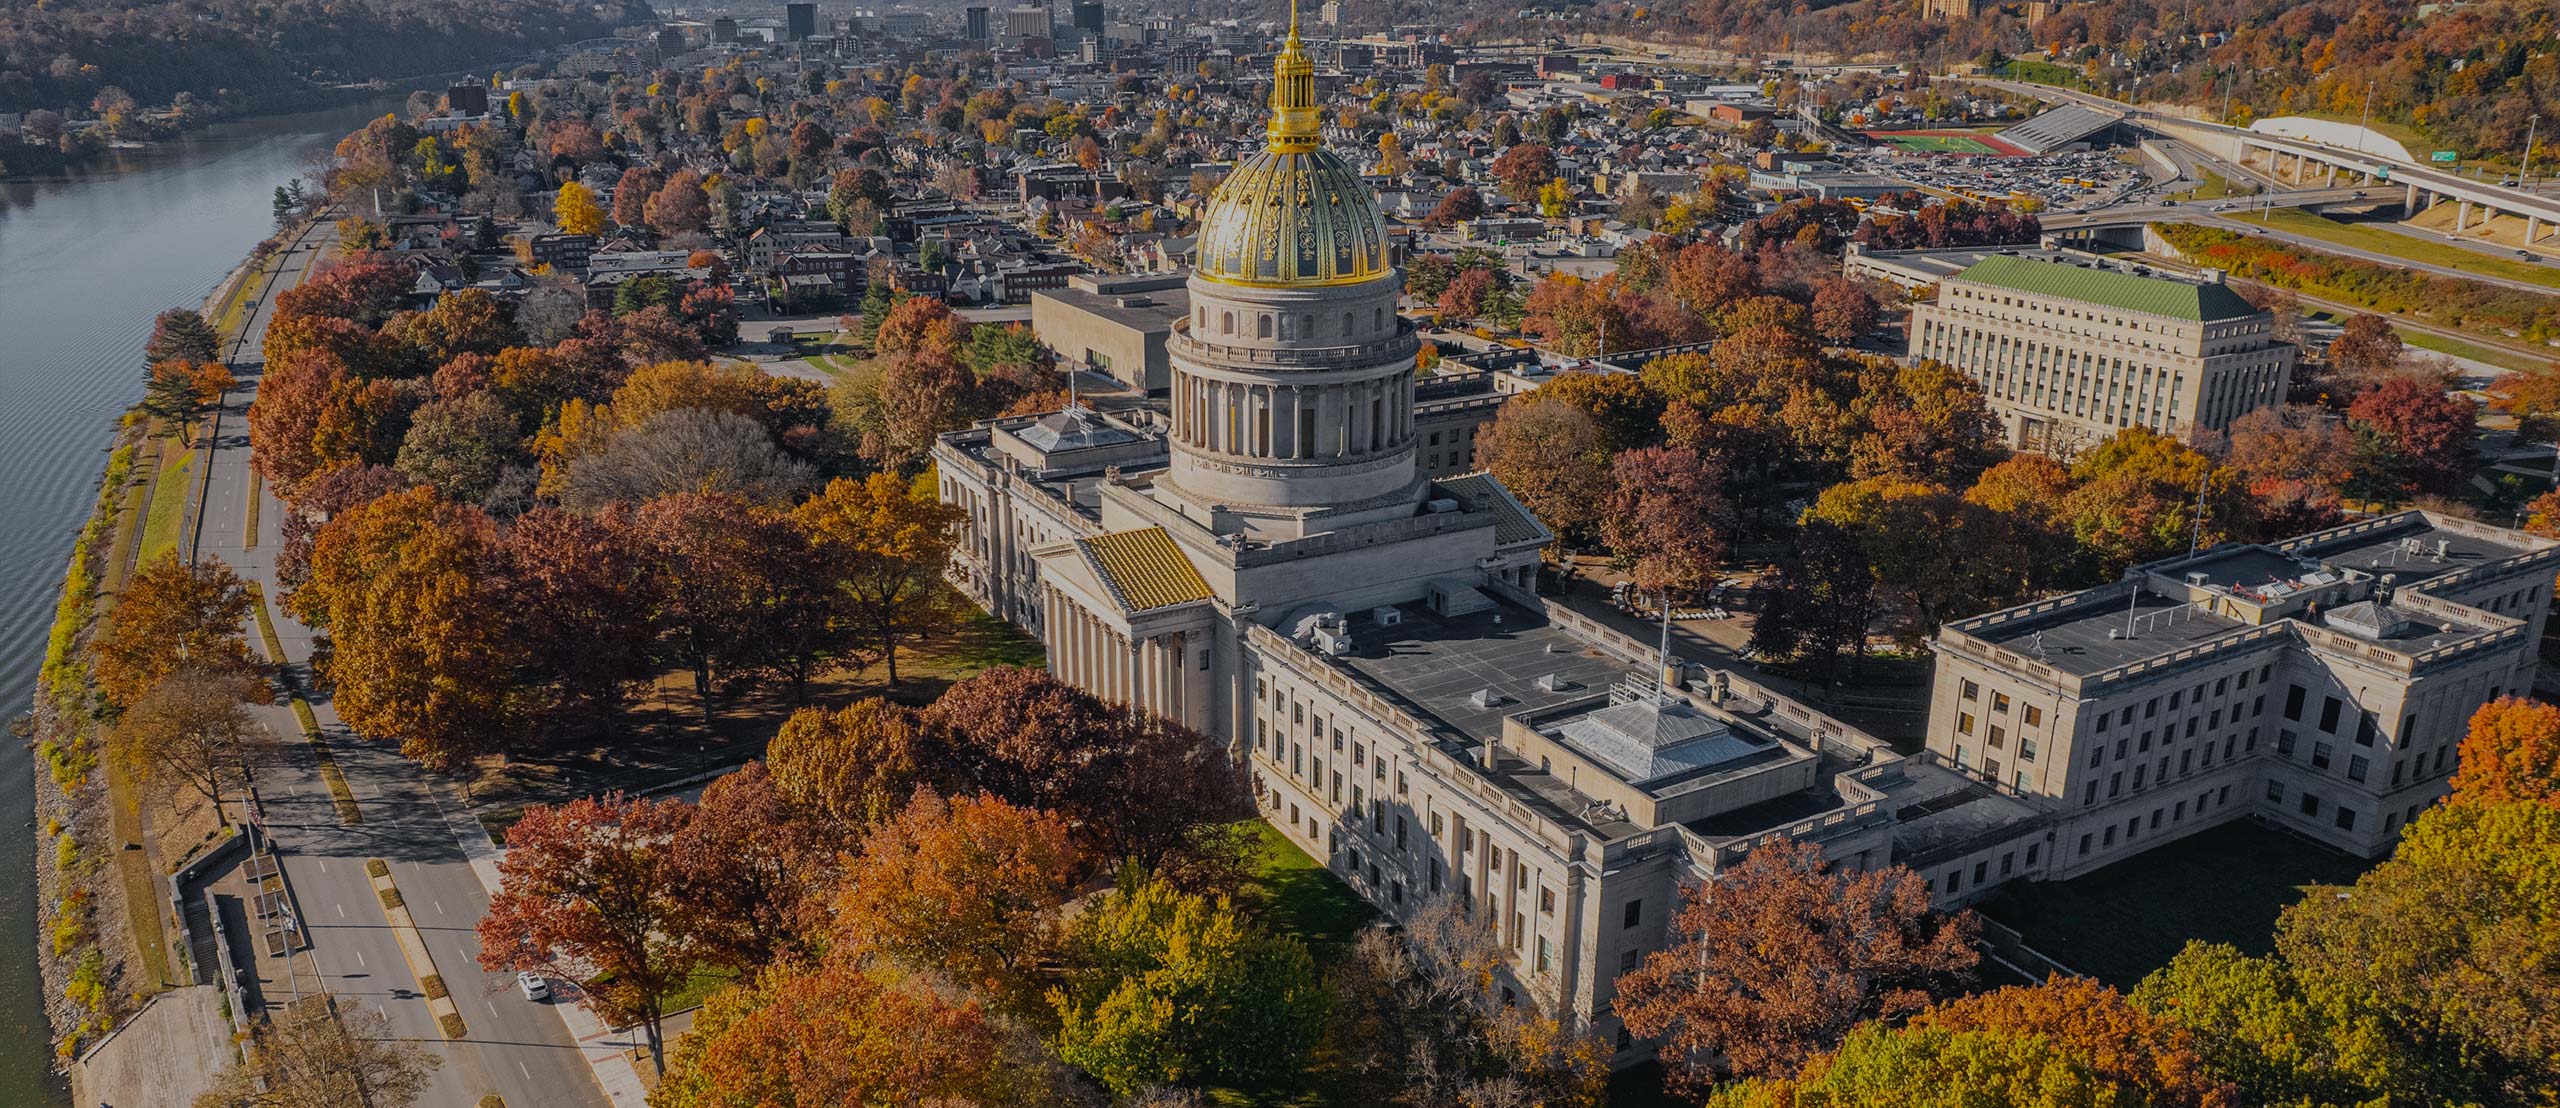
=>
[1952,255,2259,323]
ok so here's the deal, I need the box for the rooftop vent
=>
[1537,673,1579,693]
[1370,606,1403,627]
[1470,688,1508,709]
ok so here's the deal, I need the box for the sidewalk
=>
[427,779,655,1108]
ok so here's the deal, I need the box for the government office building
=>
[1907,253,2296,452]
[1927,511,2556,876]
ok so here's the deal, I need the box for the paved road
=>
[194,219,613,1108]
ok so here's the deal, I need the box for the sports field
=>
[1868,130,2023,156]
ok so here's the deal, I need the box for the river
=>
[0,96,396,1108]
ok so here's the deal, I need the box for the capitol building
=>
[938,11,2552,1060]
[935,11,2066,1056]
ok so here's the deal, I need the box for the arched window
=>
[1222,311,1235,334]
[1301,313,1315,338]
[1258,314,1274,339]
[1373,307,1385,330]
[1197,306,1207,327]
[1343,311,1355,337]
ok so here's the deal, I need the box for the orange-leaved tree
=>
[652,951,1023,1108]
[1613,837,1978,1095]
[92,552,254,710]
[2449,696,2560,807]
[831,791,1080,1015]
[790,473,960,685]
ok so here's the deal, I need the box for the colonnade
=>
[1172,370,1414,462]
[1042,588,1193,724]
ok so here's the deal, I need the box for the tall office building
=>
[1072,0,1106,34]
[1003,2,1053,44]
[785,1,819,40]
[966,4,992,40]
[1906,254,2295,453]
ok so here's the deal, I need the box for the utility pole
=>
[2356,82,2375,154]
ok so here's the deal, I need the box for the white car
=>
[517,972,551,1001]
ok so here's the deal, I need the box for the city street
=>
[192,217,616,1108]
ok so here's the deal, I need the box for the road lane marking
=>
[435,901,444,915]
[488,1000,498,1017]
[335,903,345,918]
[354,951,365,967]
[317,859,327,874]
[519,1062,530,1079]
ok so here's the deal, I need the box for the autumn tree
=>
[670,763,839,971]
[651,953,1028,1108]
[2131,942,2426,1107]
[140,359,236,444]
[1425,186,1485,229]
[1808,277,1878,344]
[1476,395,1611,545]
[2345,375,2476,498]
[108,665,267,827]
[1614,838,1977,1094]
[610,165,662,229]
[500,506,659,728]
[2449,696,2560,807]
[193,997,438,1108]
[2262,800,2560,1103]
[1805,477,2030,647]
[645,169,712,237]
[1910,975,2236,1107]
[480,793,700,1074]
[791,473,960,684]
[1747,521,1878,686]
[1051,878,1330,1095]
[249,349,354,497]
[1702,1023,2126,1108]
[2323,313,2403,394]
[832,791,1081,1013]
[393,391,526,506]
[765,698,940,831]
[627,491,795,726]
[1489,143,1557,204]
[93,553,254,710]
[292,488,518,769]
[561,408,814,510]
[2063,429,2249,576]
[1325,899,1610,1108]
[1603,446,1733,603]
[2220,405,2352,535]
[554,180,607,236]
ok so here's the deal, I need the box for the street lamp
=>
[2525,114,2542,190]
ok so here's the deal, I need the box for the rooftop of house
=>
[1952,254,2260,323]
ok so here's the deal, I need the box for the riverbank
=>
[26,213,312,1076]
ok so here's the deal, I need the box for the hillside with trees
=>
[1542,0,2555,158]
[0,0,653,118]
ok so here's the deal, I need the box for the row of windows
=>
[1196,303,1391,341]
[2079,784,2236,858]
[1939,841,2042,897]
[2083,726,2253,806]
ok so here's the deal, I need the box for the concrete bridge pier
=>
[2456,199,2473,232]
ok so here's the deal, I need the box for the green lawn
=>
[137,446,194,564]
[1875,132,2003,155]
[658,965,738,1015]
[1978,818,2375,990]
[1236,822,1375,962]
[1999,58,2087,90]
[2241,207,2560,292]
[2175,170,2257,201]
[2401,328,2557,373]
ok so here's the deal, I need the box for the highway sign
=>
[2432,150,2459,163]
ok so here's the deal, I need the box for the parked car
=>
[517,972,551,1001]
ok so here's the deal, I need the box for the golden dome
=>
[1191,1,1391,288]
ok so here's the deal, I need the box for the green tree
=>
[1704,1023,2117,1108]
[1051,878,1329,1095]
[2131,942,2422,1107]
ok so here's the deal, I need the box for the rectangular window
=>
[1539,886,1555,914]
[2026,843,2040,866]
[1959,712,1976,736]
[2284,685,2306,721]
[1993,692,2011,713]
[2348,755,2369,782]
[2319,696,2342,733]
[2278,730,2296,756]
[2104,826,2117,846]
[1989,725,2006,750]
[2079,832,2094,856]
[2300,793,2320,817]
[2024,706,2043,727]
[2267,780,2285,803]
[2109,772,2123,797]
[2084,781,2099,805]
[1623,899,1643,928]
[2020,738,2038,761]
[2335,807,2357,831]
[2311,742,2332,771]
[2355,713,2377,748]
[1974,860,1989,884]
[1962,680,1980,700]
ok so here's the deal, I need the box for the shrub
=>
[438,1012,467,1039]
[378,887,403,911]
[423,974,448,1000]
[365,858,389,879]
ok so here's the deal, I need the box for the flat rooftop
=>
[1033,282,1191,332]
[1863,758,2045,867]
[1970,588,2248,677]
[2290,517,2535,585]
[1335,600,1636,744]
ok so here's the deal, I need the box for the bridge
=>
[1960,77,2560,246]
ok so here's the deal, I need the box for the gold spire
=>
[1267,0,1319,151]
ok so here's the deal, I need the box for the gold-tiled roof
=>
[1193,148,1392,288]
[1080,527,1214,612]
